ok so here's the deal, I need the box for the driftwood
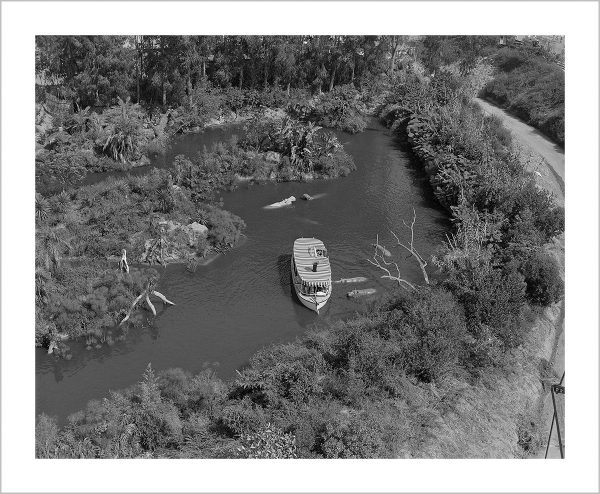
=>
[333,276,368,284]
[367,209,430,289]
[391,207,429,285]
[118,249,130,273]
[120,278,175,325]
[367,234,416,291]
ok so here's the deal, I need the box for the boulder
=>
[157,219,180,233]
[185,222,208,247]
[265,151,282,164]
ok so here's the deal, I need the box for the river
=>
[35,118,449,423]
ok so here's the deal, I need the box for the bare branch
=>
[145,295,156,316]
[120,292,145,325]
[152,290,175,306]
[391,207,429,284]
[367,234,416,291]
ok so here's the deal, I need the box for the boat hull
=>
[291,256,331,313]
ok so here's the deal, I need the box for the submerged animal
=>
[347,288,377,298]
[264,196,296,209]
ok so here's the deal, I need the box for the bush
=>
[482,48,564,145]
[289,84,368,134]
[198,204,245,249]
[316,415,386,458]
[237,424,298,458]
[444,262,527,350]
[520,251,564,306]
[380,287,468,382]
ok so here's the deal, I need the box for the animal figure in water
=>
[347,288,377,298]
[264,196,296,209]
[371,244,392,257]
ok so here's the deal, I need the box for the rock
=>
[185,222,208,247]
[190,126,201,133]
[265,151,282,163]
[301,193,313,201]
[157,220,180,233]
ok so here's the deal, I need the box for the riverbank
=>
[473,98,566,458]
[376,70,564,458]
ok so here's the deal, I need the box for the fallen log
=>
[347,288,377,298]
[333,276,368,284]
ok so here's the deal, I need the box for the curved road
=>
[475,97,565,203]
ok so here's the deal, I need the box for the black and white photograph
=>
[1,1,599,493]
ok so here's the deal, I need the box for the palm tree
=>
[35,193,50,222]
[36,225,71,273]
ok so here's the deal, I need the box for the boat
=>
[291,237,332,313]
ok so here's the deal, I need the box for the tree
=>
[520,251,564,306]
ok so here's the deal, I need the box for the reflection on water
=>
[36,119,449,423]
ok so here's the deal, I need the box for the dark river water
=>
[36,119,449,423]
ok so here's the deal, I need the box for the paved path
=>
[474,97,565,201]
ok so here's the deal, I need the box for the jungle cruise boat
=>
[291,237,332,313]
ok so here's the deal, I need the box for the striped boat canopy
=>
[293,237,332,286]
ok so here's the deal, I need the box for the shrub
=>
[237,423,298,458]
[316,415,386,458]
[520,250,564,306]
[289,84,368,134]
[444,262,527,349]
[198,204,245,249]
[380,287,468,382]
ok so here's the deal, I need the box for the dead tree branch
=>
[120,278,175,325]
[119,249,130,273]
[367,234,416,291]
[390,207,429,284]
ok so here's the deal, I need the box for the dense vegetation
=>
[36,97,169,193]
[36,36,392,108]
[35,167,246,356]
[481,48,565,145]
[36,36,565,458]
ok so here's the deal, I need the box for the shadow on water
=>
[277,254,292,295]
